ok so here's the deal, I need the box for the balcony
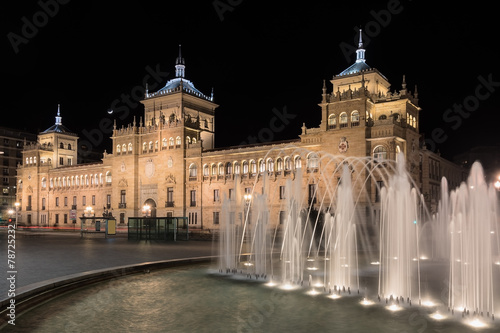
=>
[165,201,174,208]
[118,203,126,209]
[26,206,32,211]
[190,201,196,207]
[71,205,77,210]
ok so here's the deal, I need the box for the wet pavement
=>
[0,229,214,301]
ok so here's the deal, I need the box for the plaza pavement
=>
[0,229,214,301]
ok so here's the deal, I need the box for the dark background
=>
[1,0,498,160]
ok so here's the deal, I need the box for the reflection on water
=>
[3,264,499,333]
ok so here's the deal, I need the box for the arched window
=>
[176,136,181,147]
[189,164,197,179]
[284,156,291,171]
[169,137,174,147]
[192,137,197,144]
[225,162,232,175]
[218,163,224,176]
[34,156,36,165]
[373,146,387,162]
[29,157,33,165]
[49,178,53,188]
[85,175,89,186]
[41,177,47,189]
[99,173,103,184]
[203,164,210,177]
[106,171,112,183]
[122,144,127,152]
[71,176,74,186]
[267,158,274,172]
[276,158,283,172]
[328,114,337,129]
[351,111,360,127]
[117,145,121,153]
[142,142,147,152]
[63,177,66,187]
[60,142,64,149]
[340,112,348,128]
[68,143,72,150]
[242,161,249,174]
[234,162,240,175]
[258,159,265,173]
[94,174,99,185]
[75,176,79,186]
[307,152,319,169]
[25,158,28,165]
[149,141,153,150]
[162,138,167,147]
[413,116,416,128]
[128,143,133,152]
[294,156,302,169]
[211,164,217,176]
[154,141,158,150]
[378,114,387,120]
[186,136,191,144]
[250,160,257,174]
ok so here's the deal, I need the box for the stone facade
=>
[15,41,466,227]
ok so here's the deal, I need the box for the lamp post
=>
[14,202,20,229]
[85,206,94,217]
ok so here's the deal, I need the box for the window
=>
[229,189,234,201]
[378,114,387,120]
[186,136,191,144]
[175,136,181,147]
[149,141,153,150]
[213,211,220,225]
[64,197,68,206]
[267,158,274,172]
[55,214,59,224]
[73,196,77,206]
[162,138,167,148]
[279,186,286,199]
[107,194,111,208]
[122,144,127,152]
[189,164,197,180]
[42,198,46,210]
[64,214,68,224]
[68,143,72,150]
[328,114,337,129]
[92,195,96,205]
[308,184,317,204]
[242,161,249,174]
[59,157,64,165]
[143,142,147,151]
[189,212,198,225]
[203,164,210,177]
[351,111,360,126]
[276,158,283,172]
[128,143,133,152]
[340,112,348,128]
[166,187,173,206]
[211,164,217,176]
[121,190,126,204]
[218,163,224,176]
[67,158,72,166]
[169,137,174,147]
[279,211,287,225]
[307,152,319,170]
[117,144,121,153]
[106,171,112,183]
[60,142,64,149]
[190,190,196,207]
[373,146,387,162]
[41,177,47,189]
[250,160,257,174]
[294,156,301,169]
[234,162,240,175]
[82,196,86,206]
[225,162,232,175]
[55,197,59,206]
[213,189,220,202]
[375,181,384,202]
[154,141,158,150]
[258,159,265,173]
[284,157,291,171]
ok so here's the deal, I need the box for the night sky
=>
[1,0,499,160]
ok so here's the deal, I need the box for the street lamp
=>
[85,206,94,217]
[495,180,500,191]
[14,202,20,229]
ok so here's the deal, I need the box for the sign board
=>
[107,219,116,235]
[69,209,77,221]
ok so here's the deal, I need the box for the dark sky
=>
[1,0,499,160]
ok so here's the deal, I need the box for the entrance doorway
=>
[143,198,157,217]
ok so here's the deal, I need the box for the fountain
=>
[216,148,500,328]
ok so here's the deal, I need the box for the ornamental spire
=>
[175,44,185,78]
[355,29,366,63]
[55,104,62,125]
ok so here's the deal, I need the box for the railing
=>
[118,203,126,208]
[165,201,174,208]
[26,206,32,211]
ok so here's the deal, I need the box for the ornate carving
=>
[165,174,176,184]
[118,178,128,187]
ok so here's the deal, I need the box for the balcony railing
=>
[118,203,126,208]
[26,206,32,211]
[165,201,174,208]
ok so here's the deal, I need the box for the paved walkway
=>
[0,229,214,299]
